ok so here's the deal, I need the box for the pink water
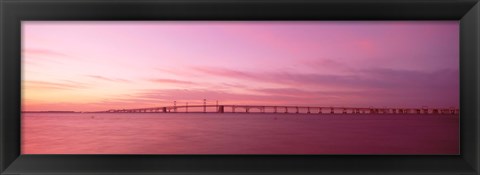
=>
[21,113,459,154]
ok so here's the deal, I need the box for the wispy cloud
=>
[87,75,130,82]
[301,58,355,73]
[23,48,71,58]
[192,66,457,91]
[24,80,88,90]
[193,67,257,80]
[149,79,195,85]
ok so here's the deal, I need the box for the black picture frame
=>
[1,0,479,174]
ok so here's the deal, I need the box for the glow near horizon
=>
[22,21,459,111]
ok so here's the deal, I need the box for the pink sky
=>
[21,21,459,111]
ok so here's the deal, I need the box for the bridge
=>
[98,101,459,115]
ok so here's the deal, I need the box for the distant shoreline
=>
[22,111,79,113]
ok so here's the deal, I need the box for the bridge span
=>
[99,104,459,115]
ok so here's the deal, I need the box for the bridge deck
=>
[99,104,459,115]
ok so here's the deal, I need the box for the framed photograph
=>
[1,0,479,174]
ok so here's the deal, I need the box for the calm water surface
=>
[21,113,459,154]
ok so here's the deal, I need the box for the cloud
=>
[149,79,195,85]
[301,58,355,73]
[220,83,248,89]
[192,66,458,91]
[155,68,194,77]
[193,67,257,80]
[25,66,459,111]
[24,80,88,90]
[130,88,316,106]
[253,88,318,97]
[87,75,130,82]
[187,66,458,107]
[355,68,459,89]
[22,48,71,58]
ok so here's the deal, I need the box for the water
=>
[21,113,459,154]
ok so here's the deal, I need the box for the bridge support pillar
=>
[330,108,334,114]
[203,99,206,113]
[423,109,429,114]
[218,105,224,113]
